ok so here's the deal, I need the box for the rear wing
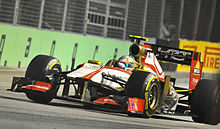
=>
[129,35,203,90]
[149,44,194,65]
[129,35,196,65]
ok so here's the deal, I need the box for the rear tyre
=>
[25,55,61,104]
[191,79,220,125]
[125,71,161,118]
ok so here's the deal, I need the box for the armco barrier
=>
[0,24,131,70]
[177,40,220,73]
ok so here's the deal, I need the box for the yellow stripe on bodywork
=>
[134,36,142,38]
[175,89,192,93]
[88,60,102,65]
[116,87,124,91]
[128,35,149,41]
[135,68,151,73]
[49,62,60,70]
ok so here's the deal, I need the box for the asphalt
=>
[0,67,219,129]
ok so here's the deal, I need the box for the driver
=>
[116,56,137,72]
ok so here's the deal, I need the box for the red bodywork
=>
[22,81,52,92]
[128,98,145,112]
[93,96,120,105]
[189,52,203,90]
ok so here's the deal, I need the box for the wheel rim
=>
[46,67,60,81]
[148,83,160,110]
[47,67,61,92]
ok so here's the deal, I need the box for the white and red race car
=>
[10,35,220,125]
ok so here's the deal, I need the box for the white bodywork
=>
[67,61,178,113]
[144,52,165,78]
[67,63,130,90]
[67,63,101,78]
[91,67,130,90]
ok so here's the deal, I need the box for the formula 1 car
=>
[10,35,219,125]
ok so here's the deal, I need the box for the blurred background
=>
[1,0,220,41]
[0,0,219,80]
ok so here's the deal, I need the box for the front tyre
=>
[191,79,220,125]
[125,71,161,118]
[25,55,61,104]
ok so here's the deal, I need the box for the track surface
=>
[0,68,219,129]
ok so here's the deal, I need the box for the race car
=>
[10,35,219,125]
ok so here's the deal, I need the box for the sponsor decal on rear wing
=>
[149,44,194,65]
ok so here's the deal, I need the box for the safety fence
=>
[0,0,219,42]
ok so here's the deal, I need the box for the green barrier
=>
[0,24,131,70]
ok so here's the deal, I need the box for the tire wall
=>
[0,24,131,70]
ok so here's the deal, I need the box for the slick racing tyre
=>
[25,55,61,104]
[191,79,220,125]
[125,70,161,118]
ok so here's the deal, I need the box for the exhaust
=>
[129,44,146,57]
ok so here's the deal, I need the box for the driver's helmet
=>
[117,56,137,71]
